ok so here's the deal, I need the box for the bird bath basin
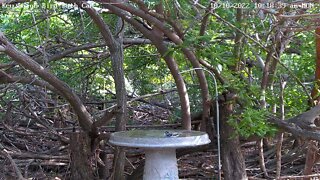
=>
[109,129,211,180]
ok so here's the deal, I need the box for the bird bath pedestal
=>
[109,129,211,180]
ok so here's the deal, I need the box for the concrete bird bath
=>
[109,129,211,180]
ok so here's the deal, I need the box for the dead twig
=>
[0,144,26,180]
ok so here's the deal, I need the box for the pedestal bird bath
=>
[109,129,211,180]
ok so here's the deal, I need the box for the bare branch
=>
[279,13,320,19]
[0,31,93,133]
[0,145,26,180]
[0,70,57,93]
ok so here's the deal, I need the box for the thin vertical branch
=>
[257,138,269,178]
[276,75,287,178]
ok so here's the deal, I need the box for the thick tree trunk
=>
[311,28,320,104]
[181,48,210,131]
[303,27,320,178]
[111,19,127,180]
[80,6,128,179]
[218,10,247,180]
[69,132,95,180]
[220,92,247,180]
[303,141,318,180]
[155,44,191,129]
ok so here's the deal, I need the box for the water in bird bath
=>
[109,129,210,149]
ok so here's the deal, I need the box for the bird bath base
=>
[144,148,178,179]
[109,129,210,180]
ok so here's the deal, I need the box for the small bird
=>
[164,131,179,137]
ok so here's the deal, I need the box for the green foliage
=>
[228,108,277,138]
[125,45,173,95]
